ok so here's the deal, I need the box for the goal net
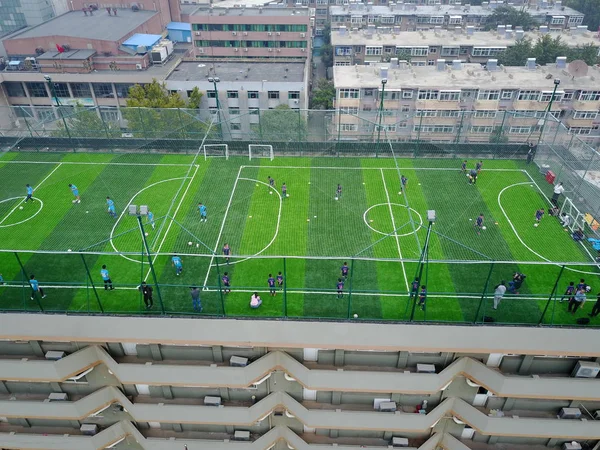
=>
[248,144,274,161]
[203,144,229,160]
[560,196,589,234]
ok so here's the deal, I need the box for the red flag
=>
[56,44,65,53]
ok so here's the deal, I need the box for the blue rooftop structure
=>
[167,22,191,43]
[122,33,162,52]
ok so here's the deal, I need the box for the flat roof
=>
[334,62,600,90]
[329,3,583,17]
[188,5,310,17]
[36,49,96,60]
[331,29,600,48]
[6,8,158,42]
[167,21,191,31]
[123,33,162,48]
[167,60,305,82]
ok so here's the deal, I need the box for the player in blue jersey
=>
[400,175,408,193]
[24,184,34,203]
[336,184,342,200]
[576,278,587,292]
[100,265,114,290]
[222,272,231,294]
[198,203,207,222]
[468,169,478,185]
[29,274,46,300]
[147,210,155,229]
[534,208,545,225]
[277,271,284,290]
[268,176,275,189]
[336,278,344,299]
[560,281,575,303]
[476,160,483,174]
[418,285,427,311]
[282,183,287,199]
[222,243,231,264]
[106,197,117,218]
[268,273,276,296]
[475,213,484,235]
[172,254,183,276]
[461,160,467,173]
[341,262,349,280]
[68,184,81,203]
[410,277,420,299]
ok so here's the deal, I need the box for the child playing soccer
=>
[24,184,34,203]
[475,213,484,235]
[476,160,483,174]
[560,281,575,303]
[268,273,276,296]
[337,278,344,299]
[400,175,407,192]
[222,243,231,264]
[535,208,545,225]
[341,262,349,280]
[418,285,427,311]
[68,184,81,203]
[277,272,284,290]
[147,210,155,229]
[336,184,342,200]
[281,183,287,199]
[172,254,183,276]
[268,176,275,189]
[198,203,207,222]
[461,160,467,173]
[106,197,117,218]
[222,272,231,294]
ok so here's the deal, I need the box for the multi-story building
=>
[182,5,312,60]
[0,314,600,449]
[330,1,584,32]
[0,0,69,33]
[331,26,600,66]
[333,60,600,143]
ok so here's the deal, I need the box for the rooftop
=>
[166,60,305,82]
[187,5,310,17]
[329,3,583,17]
[331,29,600,48]
[6,8,158,42]
[333,62,600,90]
[36,49,96,60]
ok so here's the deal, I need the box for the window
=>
[540,91,563,102]
[35,107,55,121]
[402,90,413,99]
[573,111,598,119]
[428,60,435,66]
[99,107,119,123]
[227,91,239,99]
[365,46,383,56]
[439,91,460,101]
[26,82,48,98]
[518,90,541,101]
[316,8,327,14]
[449,15,462,24]
[207,90,217,98]
[209,107,218,115]
[470,125,493,133]
[510,126,532,134]
[501,90,514,100]
[418,90,439,100]
[339,89,360,99]
[562,91,574,101]
[52,83,70,98]
[364,89,374,97]
[415,109,437,117]
[569,126,593,135]
[474,110,497,118]
[268,91,280,99]
[569,16,584,25]
[336,46,352,56]
[381,16,394,24]
[471,47,506,57]
[5,82,25,97]
[398,121,407,128]
[578,91,600,101]
[477,90,500,101]
[228,107,240,115]
[249,107,259,115]
[413,125,454,133]
[441,47,460,57]
[429,47,437,54]
[550,16,565,25]
[288,91,300,99]
[401,105,410,112]
[230,123,241,130]
[354,46,362,54]
[114,84,133,98]
[514,110,545,119]
[340,123,358,131]
[440,110,460,117]
[375,124,396,132]
[340,106,359,114]
[248,91,259,99]
[93,83,114,98]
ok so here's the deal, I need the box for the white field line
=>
[381,169,409,292]
[0,162,62,226]
[0,283,553,302]
[522,169,600,271]
[1,160,197,167]
[202,165,243,288]
[497,182,599,276]
[145,164,200,280]
[244,165,524,172]
[213,178,282,267]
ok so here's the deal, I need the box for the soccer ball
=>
[269,191,273,195]
[586,286,591,292]
[335,197,338,201]
[482,226,486,230]
[72,200,77,203]
[145,232,149,236]
[188,241,193,246]
[67,249,72,252]
[19,206,23,210]
[353,314,358,318]
[286,194,289,197]
[534,223,539,227]
[196,243,200,248]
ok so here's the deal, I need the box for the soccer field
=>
[0,151,598,325]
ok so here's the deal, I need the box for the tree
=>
[563,0,600,34]
[186,86,204,109]
[52,104,120,138]
[126,79,187,109]
[566,43,600,66]
[532,34,570,65]
[310,79,335,109]
[252,105,308,141]
[498,38,533,66]
[485,6,536,31]
[388,50,412,62]
[321,43,333,68]
[489,126,508,144]
[322,23,331,46]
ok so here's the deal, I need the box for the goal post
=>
[248,144,274,161]
[203,144,229,160]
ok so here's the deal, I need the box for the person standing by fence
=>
[551,182,564,206]
[493,281,506,310]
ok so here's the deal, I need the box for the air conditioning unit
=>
[572,361,600,378]
[135,64,143,70]
[268,32,272,36]
[45,351,66,360]
[195,31,201,35]
[392,437,409,447]
[277,49,281,52]
[301,33,306,37]
[276,32,281,35]
[230,356,248,367]
[243,32,248,35]
[558,407,582,419]
[595,410,600,420]
[379,401,397,412]
[244,48,248,52]
[197,48,204,54]
[416,363,436,373]
[234,48,239,51]
[301,48,305,52]
[204,396,222,406]
[232,31,237,35]
[562,443,582,450]
[48,393,68,402]
[269,48,273,52]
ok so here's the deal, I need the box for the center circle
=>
[0,196,44,228]
[363,203,423,237]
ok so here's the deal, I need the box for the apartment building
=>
[182,5,312,59]
[330,1,584,32]
[333,60,600,143]
[332,26,600,66]
[0,314,599,449]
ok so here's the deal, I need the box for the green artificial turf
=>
[0,151,598,327]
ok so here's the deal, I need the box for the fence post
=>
[283,257,288,317]
[474,262,495,323]
[258,109,263,141]
[79,253,104,313]
[347,258,355,319]
[137,216,165,314]
[14,252,43,312]
[297,109,302,142]
[539,265,565,325]
[215,258,226,316]
[415,113,423,158]
[99,109,111,140]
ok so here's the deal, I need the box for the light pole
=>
[537,78,560,146]
[377,78,387,144]
[409,210,435,321]
[44,75,71,139]
[208,76,223,140]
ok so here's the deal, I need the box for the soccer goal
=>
[560,196,588,234]
[248,144,274,161]
[203,144,229,160]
